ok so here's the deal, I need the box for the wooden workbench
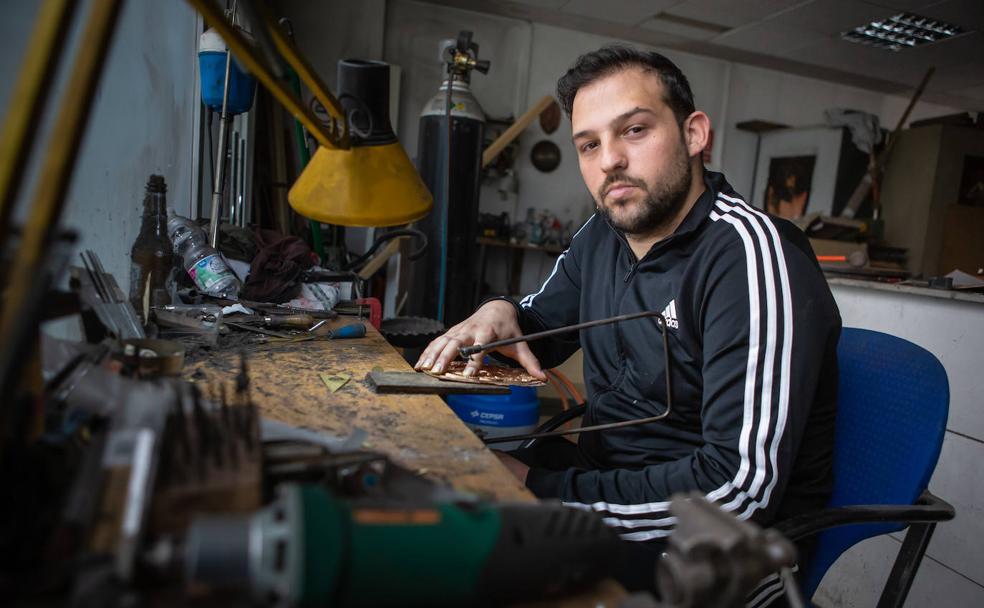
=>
[185,320,627,606]
[185,320,532,502]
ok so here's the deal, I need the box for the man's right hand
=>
[414,300,545,380]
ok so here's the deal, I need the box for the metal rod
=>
[79,252,106,301]
[484,412,671,445]
[459,309,664,358]
[237,135,246,227]
[484,314,671,444]
[280,18,324,262]
[208,0,236,249]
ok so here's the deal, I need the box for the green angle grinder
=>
[183,484,622,606]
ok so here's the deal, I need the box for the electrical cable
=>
[549,368,584,405]
[544,370,569,412]
[483,314,672,445]
[344,229,428,271]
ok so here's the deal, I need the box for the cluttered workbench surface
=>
[185,319,533,503]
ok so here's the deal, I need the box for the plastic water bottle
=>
[166,210,241,299]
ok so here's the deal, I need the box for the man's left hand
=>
[494,450,529,484]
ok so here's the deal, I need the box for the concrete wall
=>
[823,283,984,607]
[1,0,200,338]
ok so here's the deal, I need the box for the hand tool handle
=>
[329,322,366,340]
[265,313,314,329]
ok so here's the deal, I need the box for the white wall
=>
[1,0,200,338]
[372,2,961,297]
[721,63,961,201]
[822,282,984,607]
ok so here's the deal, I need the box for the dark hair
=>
[556,46,695,126]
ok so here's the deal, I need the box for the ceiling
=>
[425,0,984,111]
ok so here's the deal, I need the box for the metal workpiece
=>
[79,249,146,340]
[207,0,235,250]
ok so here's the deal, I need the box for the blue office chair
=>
[526,328,954,606]
[774,327,954,605]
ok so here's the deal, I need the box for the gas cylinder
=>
[408,34,489,325]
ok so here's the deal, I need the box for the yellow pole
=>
[0,0,123,409]
[0,0,77,244]
[185,0,347,150]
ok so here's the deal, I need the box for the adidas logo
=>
[661,299,679,330]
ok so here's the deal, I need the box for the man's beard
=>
[596,147,692,236]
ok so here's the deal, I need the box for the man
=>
[417,46,840,603]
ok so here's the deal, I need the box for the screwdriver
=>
[266,322,367,343]
[324,322,366,340]
[262,313,315,329]
[231,313,315,330]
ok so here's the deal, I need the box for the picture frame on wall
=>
[752,127,850,220]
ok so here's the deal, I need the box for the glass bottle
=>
[129,175,174,322]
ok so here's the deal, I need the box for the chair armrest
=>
[774,490,955,542]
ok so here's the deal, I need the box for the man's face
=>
[571,67,693,236]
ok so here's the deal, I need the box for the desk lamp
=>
[187,0,432,228]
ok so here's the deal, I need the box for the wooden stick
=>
[840,67,935,218]
[481,95,555,168]
[357,236,406,280]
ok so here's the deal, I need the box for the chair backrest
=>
[801,327,949,597]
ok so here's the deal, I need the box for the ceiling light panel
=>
[841,12,967,51]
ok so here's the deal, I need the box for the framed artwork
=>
[752,127,846,220]
[958,155,984,207]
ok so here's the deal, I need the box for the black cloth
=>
[242,229,315,303]
[495,170,841,541]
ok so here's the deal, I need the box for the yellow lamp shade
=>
[288,142,433,227]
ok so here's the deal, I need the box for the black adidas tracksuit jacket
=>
[503,170,840,541]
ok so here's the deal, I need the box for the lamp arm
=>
[185,0,348,150]
[264,12,350,149]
